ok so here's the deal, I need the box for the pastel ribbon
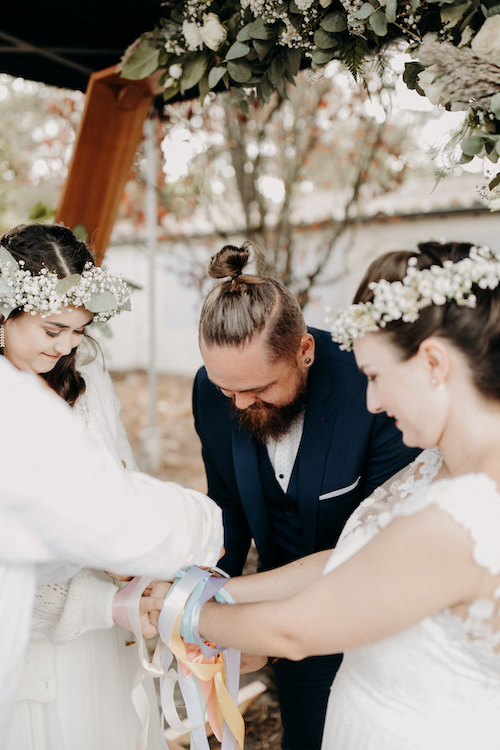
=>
[112,576,163,750]
[112,568,244,750]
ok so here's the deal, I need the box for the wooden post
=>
[55,66,161,264]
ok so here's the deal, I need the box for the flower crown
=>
[330,245,500,351]
[0,245,132,323]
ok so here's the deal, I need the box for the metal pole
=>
[139,112,162,474]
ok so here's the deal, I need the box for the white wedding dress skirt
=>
[7,624,163,750]
[321,448,500,749]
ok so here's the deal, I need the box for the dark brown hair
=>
[0,223,97,406]
[199,244,306,362]
[354,241,500,401]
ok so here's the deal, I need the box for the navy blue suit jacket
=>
[193,327,420,576]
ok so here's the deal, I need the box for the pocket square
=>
[319,476,361,501]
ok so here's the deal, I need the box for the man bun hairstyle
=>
[354,241,500,402]
[200,243,306,362]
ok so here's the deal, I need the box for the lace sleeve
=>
[395,473,500,576]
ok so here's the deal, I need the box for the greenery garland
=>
[120,0,500,206]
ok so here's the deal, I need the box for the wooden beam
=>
[55,65,161,264]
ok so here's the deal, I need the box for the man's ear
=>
[297,333,315,367]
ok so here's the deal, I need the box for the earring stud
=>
[305,357,312,365]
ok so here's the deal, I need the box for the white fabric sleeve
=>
[30,570,116,644]
[0,359,223,579]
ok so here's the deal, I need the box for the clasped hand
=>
[137,580,267,674]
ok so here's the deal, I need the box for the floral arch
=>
[121,0,500,207]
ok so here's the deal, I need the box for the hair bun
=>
[208,244,250,280]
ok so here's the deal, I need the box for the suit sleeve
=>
[193,368,252,576]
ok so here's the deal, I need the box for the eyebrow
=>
[44,321,87,330]
[208,377,276,393]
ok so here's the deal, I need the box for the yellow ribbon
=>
[169,611,245,750]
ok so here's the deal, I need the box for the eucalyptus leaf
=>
[209,66,227,88]
[0,302,15,320]
[117,298,132,313]
[180,54,209,93]
[257,73,274,103]
[314,29,338,49]
[386,0,397,24]
[285,47,303,75]
[491,92,500,119]
[247,17,276,40]
[199,73,210,106]
[483,3,500,16]
[86,291,118,314]
[225,41,251,60]
[236,25,252,42]
[163,82,180,102]
[311,48,336,65]
[55,274,81,294]
[0,246,19,276]
[72,224,88,241]
[0,278,13,295]
[410,0,420,11]
[461,135,484,156]
[227,59,253,83]
[254,39,273,61]
[88,320,112,337]
[458,152,474,164]
[121,43,160,80]
[354,3,375,19]
[269,57,286,84]
[321,12,347,32]
[495,140,500,156]
[368,10,388,35]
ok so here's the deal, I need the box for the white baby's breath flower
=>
[200,13,228,51]
[471,15,500,67]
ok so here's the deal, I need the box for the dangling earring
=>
[0,325,5,349]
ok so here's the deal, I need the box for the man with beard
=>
[193,244,419,750]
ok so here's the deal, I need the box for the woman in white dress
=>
[163,240,500,749]
[0,223,188,750]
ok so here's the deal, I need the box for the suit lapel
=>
[296,334,338,552]
[231,421,275,564]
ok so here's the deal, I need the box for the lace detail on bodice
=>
[324,448,500,662]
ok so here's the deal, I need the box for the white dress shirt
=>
[265,411,306,493]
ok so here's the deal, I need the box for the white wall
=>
[97,209,500,375]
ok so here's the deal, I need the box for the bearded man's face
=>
[201,333,314,442]
[230,368,307,441]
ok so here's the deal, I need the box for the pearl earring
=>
[0,325,4,349]
[431,378,444,392]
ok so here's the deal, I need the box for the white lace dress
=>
[6,353,163,750]
[321,447,500,749]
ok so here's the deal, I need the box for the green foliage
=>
[29,202,55,221]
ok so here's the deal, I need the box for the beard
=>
[231,370,308,442]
